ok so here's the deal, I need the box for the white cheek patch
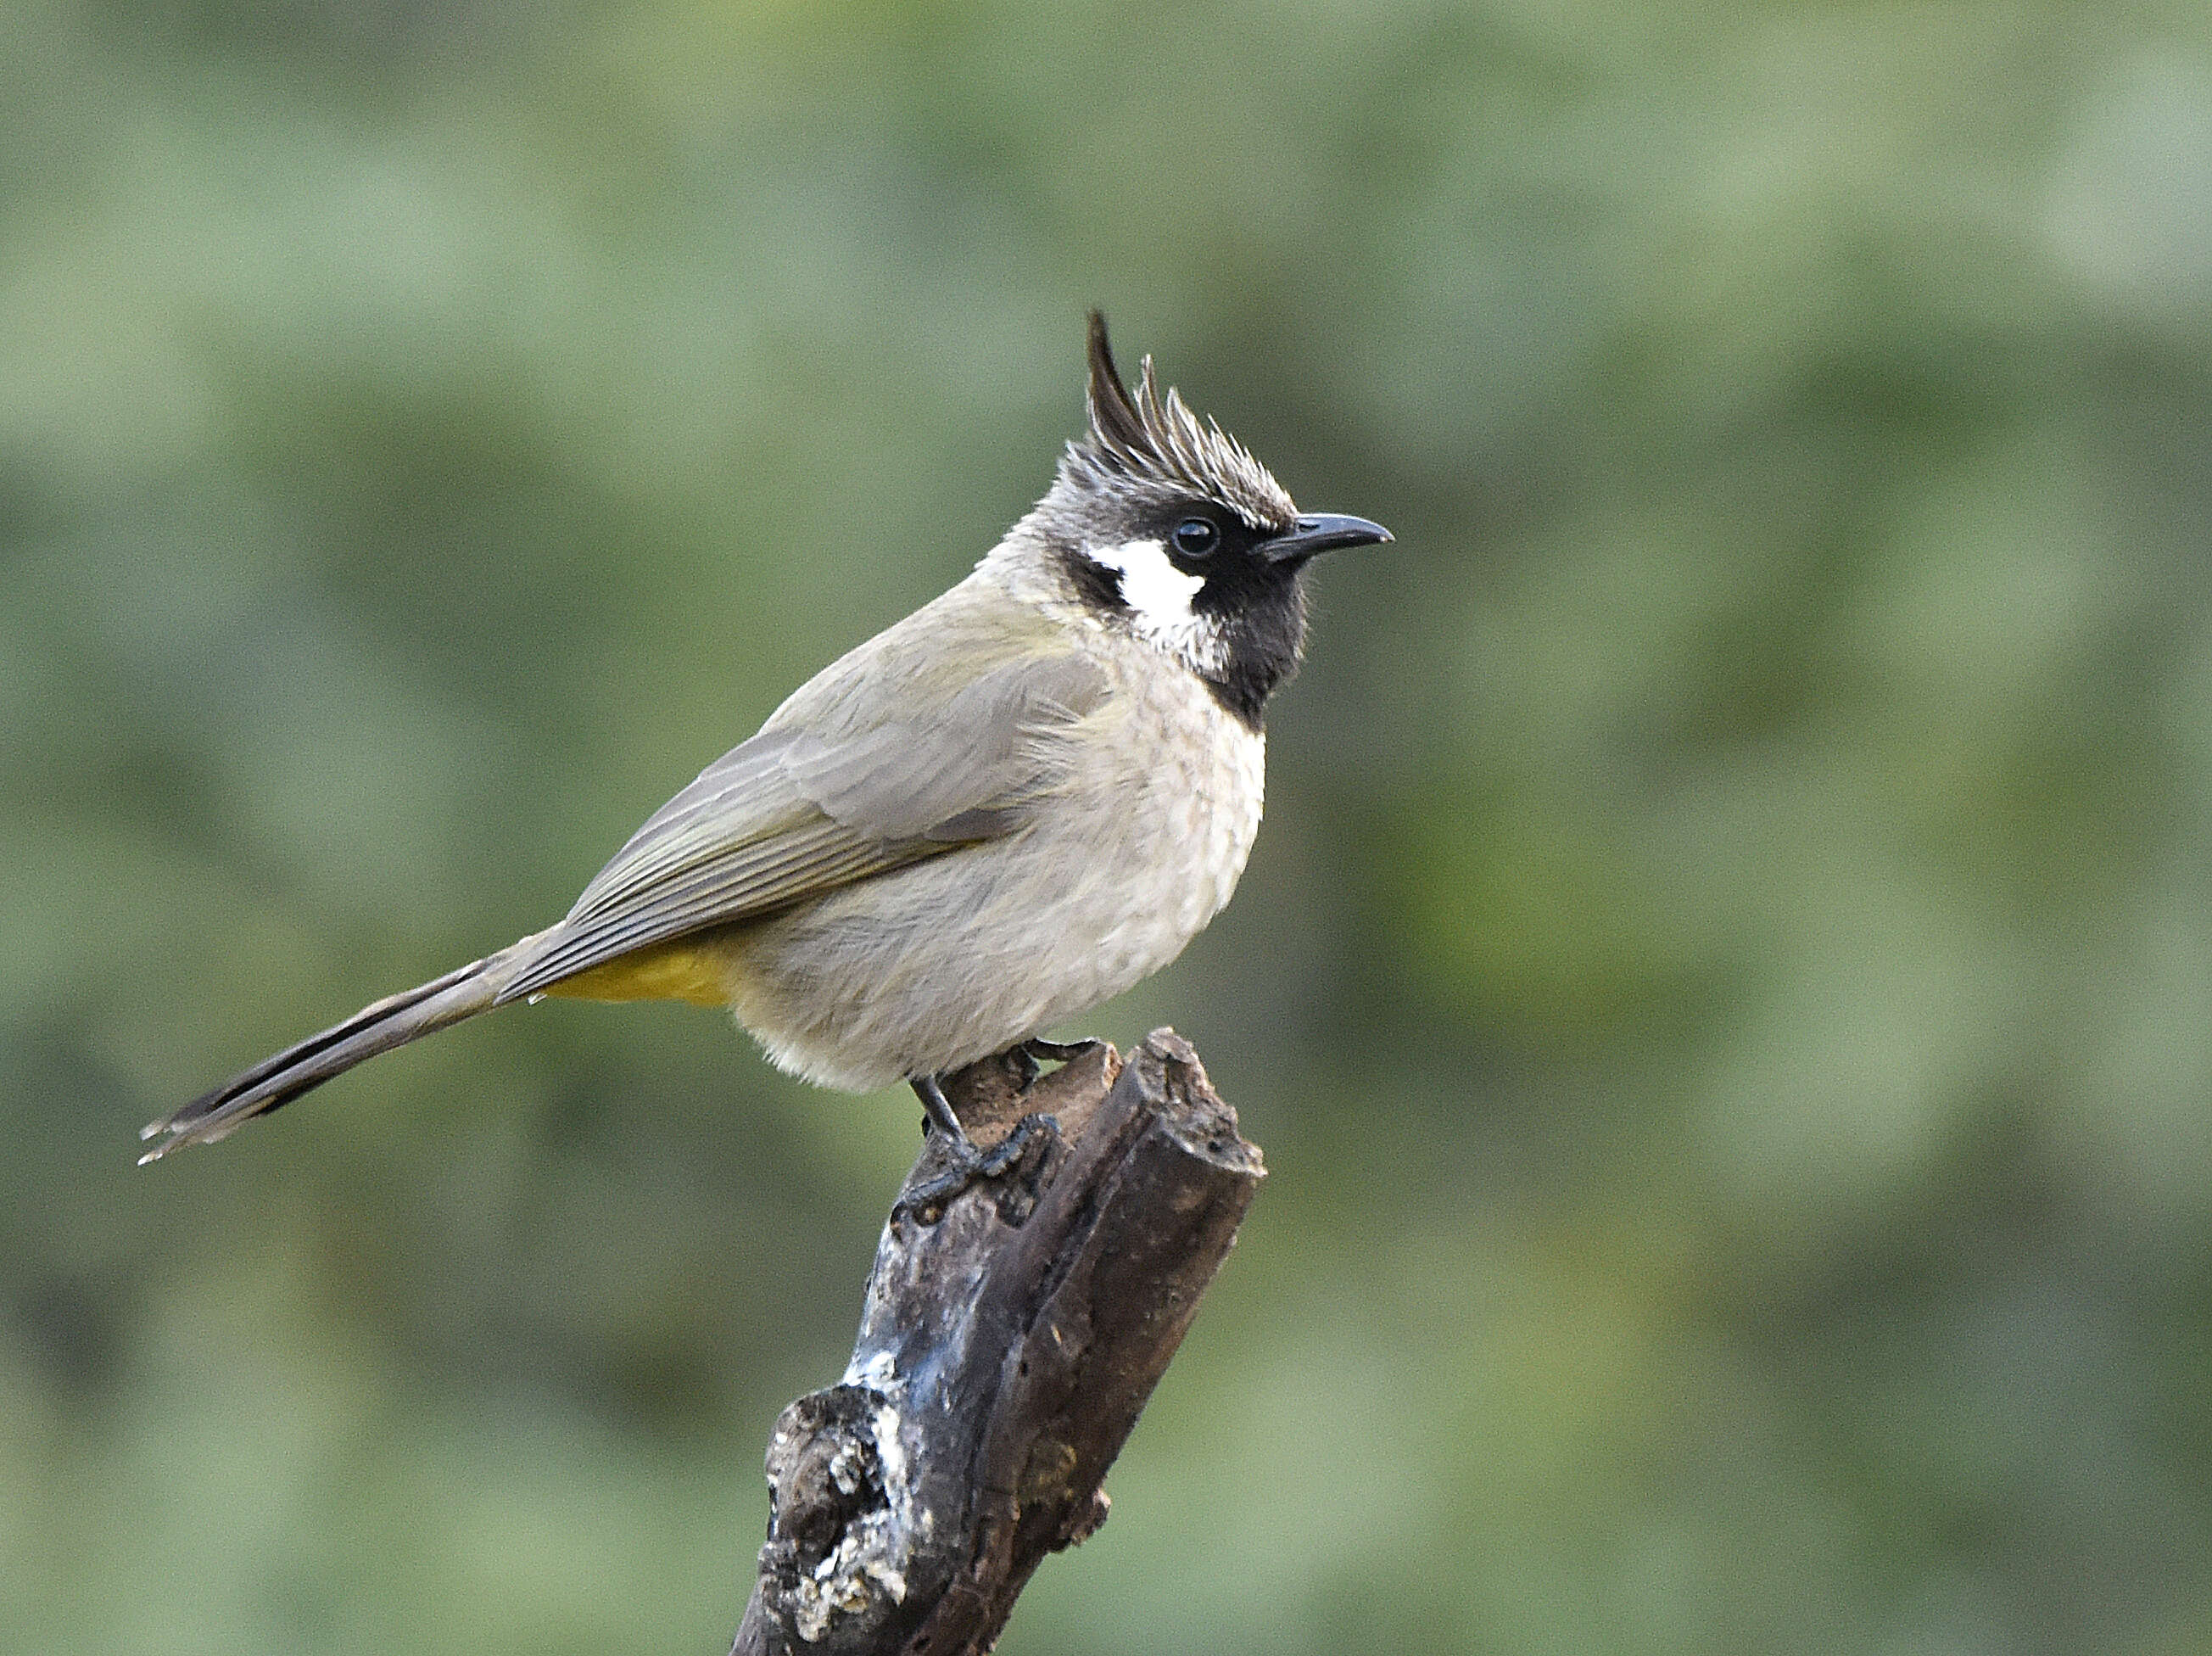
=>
[1087,537,1226,669]
[1095,537,1202,624]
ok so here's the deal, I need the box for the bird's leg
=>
[897,1073,1057,1225]
[913,1072,968,1141]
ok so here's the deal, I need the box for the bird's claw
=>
[1004,1036,1105,1092]
[1020,1037,1103,1066]
[894,1111,1060,1227]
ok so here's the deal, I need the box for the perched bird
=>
[141,314,1389,1189]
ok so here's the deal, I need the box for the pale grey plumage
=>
[695,573,1264,1091]
[142,313,1387,1162]
[499,646,1113,1000]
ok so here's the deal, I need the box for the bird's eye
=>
[1170,518,1221,559]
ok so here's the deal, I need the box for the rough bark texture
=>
[729,1029,1263,1656]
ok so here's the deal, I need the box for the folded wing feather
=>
[497,646,1109,1003]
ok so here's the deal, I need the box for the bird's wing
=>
[497,639,1109,1000]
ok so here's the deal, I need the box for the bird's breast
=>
[716,646,1268,1092]
[1047,652,1265,964]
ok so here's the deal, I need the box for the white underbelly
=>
[717,693,1265,1091]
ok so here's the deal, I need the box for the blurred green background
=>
[6,1,2212,1651]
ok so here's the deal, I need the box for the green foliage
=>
[5,0,2212,1649]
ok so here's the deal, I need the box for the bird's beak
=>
[1260,512,1394,565]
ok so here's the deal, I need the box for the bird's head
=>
[1012,312,1390,728]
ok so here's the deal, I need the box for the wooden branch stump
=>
[729,1029,1264,1656]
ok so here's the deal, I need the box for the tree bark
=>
[729,1029,1263,1656]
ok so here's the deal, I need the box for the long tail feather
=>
[140,951,517,1163]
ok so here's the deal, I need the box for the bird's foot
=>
[895,1114,1059,1227]
[897,1073,1060,1226]
[1006,1036,1106,1092]
[1022,1036,1103,1065]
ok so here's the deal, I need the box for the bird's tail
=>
[139,948,522,1163]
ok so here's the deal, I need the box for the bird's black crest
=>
[1064,311,1298,534]
[1086,311,1153,462]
